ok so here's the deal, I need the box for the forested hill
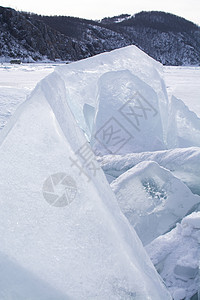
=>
[0,6,199,65]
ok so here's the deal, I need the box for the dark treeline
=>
[26,11,199,38]
[1,7,200,65]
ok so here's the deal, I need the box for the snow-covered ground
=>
[0,63,57,129]
[0,47,199,299]
[146,212,200,300]
[164,66,200,117]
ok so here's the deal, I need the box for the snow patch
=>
[146,212,200,299]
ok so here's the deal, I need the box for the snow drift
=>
[146,212,200,299]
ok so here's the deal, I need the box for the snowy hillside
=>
[0,46,200,299]
[0,6,200,65]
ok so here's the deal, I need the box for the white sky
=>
[0,0,199,25]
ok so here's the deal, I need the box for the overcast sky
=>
[0,0,199,25]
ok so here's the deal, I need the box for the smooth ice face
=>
[83,103,95,139]
[167,96,200,149]
[91,70,165,155]
[56,45,168,140]
[0,71,171,299]
[98,147,200,195]
[111,161,200,245]
[146,212,200,299]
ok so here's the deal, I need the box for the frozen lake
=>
[0,63,57,129]
[0,63,199,131]
[164,66,200,117]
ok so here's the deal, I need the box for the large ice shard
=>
[167,96,200,149]
[98,147,200,195]
[83,103,95,139]
[91,70,166,154]
[0,69,171,299]
[56,45,169,143]
[111,161,200,245]
[146,212,200,299]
